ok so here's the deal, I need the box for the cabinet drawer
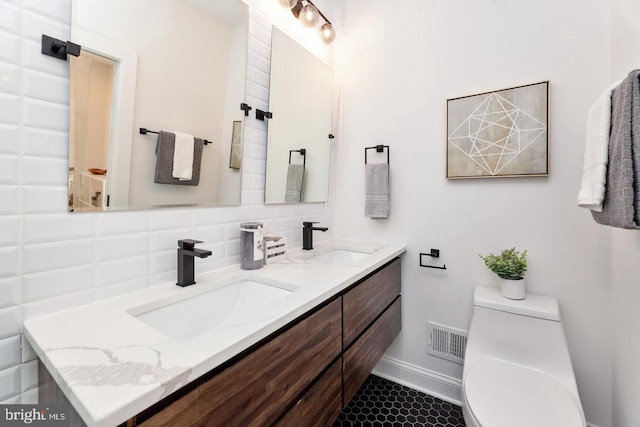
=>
[138,387,201,427]
[140,297,342,427]
[343,297,401,407]
[343,258,401,347]
[275,358,342,427]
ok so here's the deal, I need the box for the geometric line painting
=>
[447,81,549,179]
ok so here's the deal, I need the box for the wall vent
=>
[427,322,467,364]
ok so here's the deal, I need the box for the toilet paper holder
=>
[420,249,447,270]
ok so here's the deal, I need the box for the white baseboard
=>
[372,355,463,406]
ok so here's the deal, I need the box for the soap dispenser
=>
[240,222,264,270]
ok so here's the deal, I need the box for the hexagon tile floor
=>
[334,375,466,427]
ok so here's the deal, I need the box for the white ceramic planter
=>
[499,278,526,300]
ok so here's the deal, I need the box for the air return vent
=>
[427,322,467,364]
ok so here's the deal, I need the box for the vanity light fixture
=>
[284,0,336,44]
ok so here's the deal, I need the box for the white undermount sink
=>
[131,279,296,340]
[297,248,372,266]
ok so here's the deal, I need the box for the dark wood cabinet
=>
[140,297,342,427]
[275,358,343,427]
[343,297,402,406]
[342,259,402,408]
[343,258,401,347]
[40,257,403,427]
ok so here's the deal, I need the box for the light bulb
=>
[278,0,298,8]
[320,22,336,44]
[299,3,319,27]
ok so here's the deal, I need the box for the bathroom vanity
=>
[25,240,405,427]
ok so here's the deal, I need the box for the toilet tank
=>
[467,287,576,389]
[474,286,561,321]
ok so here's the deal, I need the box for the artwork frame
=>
[229,120,243,169]
[446,81,549,179]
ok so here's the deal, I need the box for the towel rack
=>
[289,149,306,167]
[139,128,212,145]
[365,145,389,164]
[419,249,447,270]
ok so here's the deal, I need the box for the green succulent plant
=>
[479,247,527,280]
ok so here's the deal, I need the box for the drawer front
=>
[138,387,201,427]
[343,258,401,347]
[343,297,401,407]
[275,358,342,427]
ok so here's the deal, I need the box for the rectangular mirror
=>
[68,0,249,212]
[264,27,334,204]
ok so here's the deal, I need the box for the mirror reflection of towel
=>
[154,131,204,186]
[285,164,305,202]
[365,163,389,219]
[173,132,195,180]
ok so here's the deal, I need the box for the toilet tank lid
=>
[474,287,561,321]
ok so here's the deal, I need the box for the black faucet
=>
[302,222,329,250]
[177,239,212,287]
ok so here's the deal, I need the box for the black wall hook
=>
[41,34,81,61]
[256,109,273,121]
[420,250,447,270]
[240,103,252,116]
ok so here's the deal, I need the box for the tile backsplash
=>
[0,0,332,404]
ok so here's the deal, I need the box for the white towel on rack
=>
[577,81,621,211]
[172,132,195,180]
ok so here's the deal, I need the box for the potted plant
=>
[479,247,528,300]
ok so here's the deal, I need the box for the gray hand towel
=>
[285,163,305,202]
[154,131,204,186]
[633,71,640,225]
[365,162,389,219]
[592,69,640,229]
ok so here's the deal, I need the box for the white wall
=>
[609,1,640,426]
[331,1,612,426]
[0,0,333,405]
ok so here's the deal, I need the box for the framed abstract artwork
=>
[229,120,243,169]
[446,81,549,179]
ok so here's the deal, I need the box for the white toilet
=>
[461,286,586,427]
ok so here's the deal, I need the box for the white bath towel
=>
[172,132,195,180]
[577,81,621,211]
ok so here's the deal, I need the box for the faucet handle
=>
[178,239,204,250]
[303,221,319,227]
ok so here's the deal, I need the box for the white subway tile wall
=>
[0,0,333,404]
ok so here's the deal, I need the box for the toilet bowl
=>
[461,287,586,427]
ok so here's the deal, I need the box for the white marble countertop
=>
[24,239,406,427]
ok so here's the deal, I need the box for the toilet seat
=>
[464,357,583,427]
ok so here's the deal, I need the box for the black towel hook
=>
[240,103,252,116]
[41,34,81,61]
[256,109,273,121]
